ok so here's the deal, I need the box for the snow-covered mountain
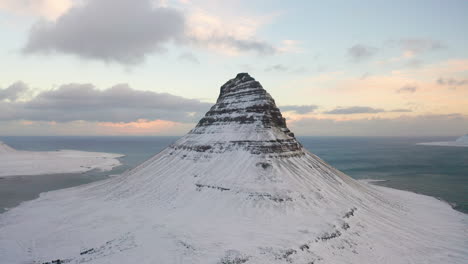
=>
[0,73,467,263]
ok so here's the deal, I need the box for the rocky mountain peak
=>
[194,73,294,137]
[174,73,302,157]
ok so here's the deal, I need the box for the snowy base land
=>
[0,74,466,263]
[417,134,468,147]
[0,151,466,264]
[0,141,123,177]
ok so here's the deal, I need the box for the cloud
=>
[265,64,288,72]
[289,114,467,136]
[187,34,275,56]
[347,44,378,62]
[23,0,185,65]
[185,8,276,56]
[0,0,72,19]
[22,0,281,64]
[396,85,418,93]
[437,77,468,87]
[0,119,193,136]
[178,52,200,64]
[405,58,424,68]
[324,106,412,114]
[387,109,412,112]
[398,38,445,55]
[279,105,318,114]
[0,83,211,122]
[324,106,384,114]
[0,81,29,101]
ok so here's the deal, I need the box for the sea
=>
[0,136,467,214]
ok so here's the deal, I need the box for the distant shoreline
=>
[417,142,468,147]
[0,141,124,177]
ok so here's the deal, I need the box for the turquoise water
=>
[0,136,466,213]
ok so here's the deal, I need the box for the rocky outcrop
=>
[170,73,302,157]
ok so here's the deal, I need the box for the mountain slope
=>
[0,73,466,264]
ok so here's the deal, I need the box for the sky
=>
[0,0,467,136]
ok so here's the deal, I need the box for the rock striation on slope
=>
[175,72,301,157]
[0,74,467,264]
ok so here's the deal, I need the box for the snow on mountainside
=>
[0,141,16,153]
[0,141,124,177]
[0,73,467,264]
[456,134,468,143]
[418,134,468,147]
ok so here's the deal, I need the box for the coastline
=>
[360,179,466,214]
[0,148,124,177]
[417,142,468,147]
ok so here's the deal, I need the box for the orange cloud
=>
[97,119,188,135]
[279,58,468,118]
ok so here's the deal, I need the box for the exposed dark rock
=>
[342,222,350,230]
[247,193,293,203]
[317,230,342,241]
[174,73,303,157]
[219,250,249,264]
[80,248,94,255]
[300,244,310,251]
[256,162,271,169]
[196,184,230,192]
[343,207,357,219]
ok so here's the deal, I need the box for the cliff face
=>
[172,73,302,157]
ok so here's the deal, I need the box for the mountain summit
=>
[182,72,300,156]
[0,74,466,264]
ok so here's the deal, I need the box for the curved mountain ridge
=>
[0,73,466,264]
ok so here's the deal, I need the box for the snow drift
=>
[418,134,468,147]
[0,141,123,177]
[0,73,467,263]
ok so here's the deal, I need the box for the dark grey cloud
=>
[23,0,185,65]
[22,0,277,64]
[324,106,411,114]
[279,105,318,114]
[178,52,200,64]
[0,81,29,101]
[0,83,211,122]
[347,44,378,62]
[289,114,467,136]
[325,106,384,114]
[437,77,468,87]
[265,64,288,72]
[396,85,418,93]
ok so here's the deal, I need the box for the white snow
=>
[0,141,124,177]
[0,148,466,264]
[417,134,468,147]
[0,74,466,264]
